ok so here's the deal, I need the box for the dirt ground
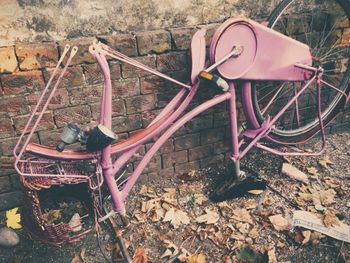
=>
[0,132,349,263]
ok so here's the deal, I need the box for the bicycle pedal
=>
[198,71,229,92]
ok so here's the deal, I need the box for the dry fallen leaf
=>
[42,209,62,224]
[68,213,82,232]
[302,230,311,245]
[196,209,219,224]
[307,167,320,177]
[319,156,334,170]
[237,222,250,234]
[132,247,147,263]
[163,208,190,228]
[269,214,290,231]
[267,248,278,263]
[71,248,85,263]
[248,228,259,239]
[194,193,208,206]
[185,253,206,263]
[231,208,253,224]
[323,208,340,227]
[139,185,157,198]
[6,207,22,229]
[297,185,336,206]
[160,240,179,259]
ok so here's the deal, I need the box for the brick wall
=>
[0,23,349,211]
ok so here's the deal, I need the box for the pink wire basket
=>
[18,156,104,246]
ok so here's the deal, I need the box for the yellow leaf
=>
[6,207,22,229]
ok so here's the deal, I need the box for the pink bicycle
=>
[12,0,350,255]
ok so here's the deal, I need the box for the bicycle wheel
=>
[247,0,350,143]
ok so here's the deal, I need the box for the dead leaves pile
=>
[127,150,347,262]
[134,186,190,228]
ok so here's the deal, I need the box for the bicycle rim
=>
[250,0,350,143]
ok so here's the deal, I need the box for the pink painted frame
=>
[13,19,350,220]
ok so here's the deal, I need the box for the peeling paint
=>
[0,0,280,45]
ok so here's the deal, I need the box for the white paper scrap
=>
[293,210,350,243]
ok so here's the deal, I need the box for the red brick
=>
[70,85,102,105]
[109,61,122,80]
[213,141,230,155]
[82,63,105,85]
[162,150,188,168]
[26,88,70,110]
[112,78,140,98]
[0,156,15,176]
[157,52,187,72]
[134,155,161,174]
[176,114,213,135]
[189,144,214,161]
[16,42,58,70]
[136,30,171,55]
[199,154,225,168]
[125,146,145,163]
[199,23,221,47]
[38,129,62,147]
[98,34,137,57]
[170,27,197,50]
[90,99,126,120]
[1,70,45,95]
[140,75,166,94]
[169,69,190,84]
[58,37,96,65]
[174,160,200,176]
[0,47,18,73]
[112,114,142,133]
[0,113,14,139]
[125,94,156,114]
[13,112,55,134]
[147,138,173,154]
[0,96,29,116]
[141,109,161,127]
[174,133,200,151]
[121,55,156,78]
[201,127,225,144]
[42,66,85,88]
[155,89,180,108]
[54,105,92,127]
[213,111,229,127]
[0,176,11,193]
[0,134,39,156]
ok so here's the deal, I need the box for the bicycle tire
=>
[246,0,350,143]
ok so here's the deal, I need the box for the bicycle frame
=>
[13,18,350,221]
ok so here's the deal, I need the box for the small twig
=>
[336,242,344,262]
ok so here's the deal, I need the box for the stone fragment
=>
[281,163,309,184]
[0,227,19,248]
